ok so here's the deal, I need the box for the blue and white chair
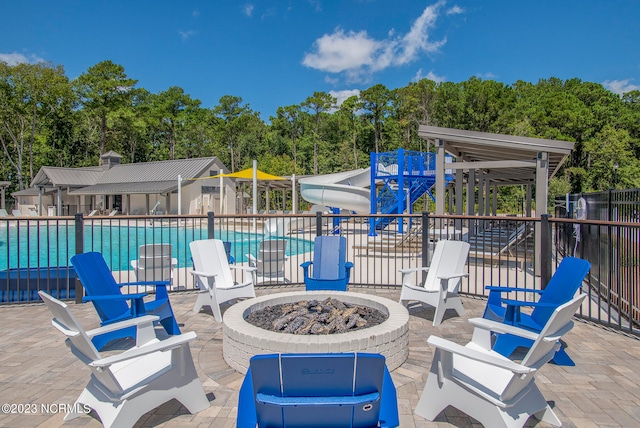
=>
[301,236,354,291]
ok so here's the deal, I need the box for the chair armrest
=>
[245,254,257,264]
[231,265,257,273]
[427,336,533,374]
[485,285,544,294]
[398,267,429,274]
[345,261,354,269]
[300,261,313,269]
[82,293,148,303]
[85,315,160,338]
[437,272,469,281]
[190,270,217,279]
[119,280,171,287]
[90,331,198,367]
[468,317,541,341]
[501,299,556,308]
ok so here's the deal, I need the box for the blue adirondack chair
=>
[71,251,180,350]
[483,256,591,365]
[237,352,399,428]
[301,236,354,291]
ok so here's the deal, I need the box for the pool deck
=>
[1,285,639,427]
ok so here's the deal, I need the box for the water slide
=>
[298,168,371,214]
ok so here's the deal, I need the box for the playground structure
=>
[298,149,452,235]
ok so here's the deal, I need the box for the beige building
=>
[12,151,238,216]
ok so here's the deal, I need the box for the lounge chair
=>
[246,239,288,284]
[415,294,587,428]
[70,251,181,350]
[11,209,23,216]
[483,256,591,365]
[130,243,177,284]
[301,236,354,291]
[87,209,98,216]
[189,239,256,322]
[237,352,399,428]
[0,208,8,217]
[398,240,470,326]
[108,209,118,216]
[39,291,209,428]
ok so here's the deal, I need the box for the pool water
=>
[0,223,313,271]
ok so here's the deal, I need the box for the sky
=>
[2,0,639,121]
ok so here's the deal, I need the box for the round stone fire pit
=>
[223,291,410,374]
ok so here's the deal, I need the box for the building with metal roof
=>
[13,152,236,216]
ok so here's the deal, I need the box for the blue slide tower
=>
[369,148,452,235]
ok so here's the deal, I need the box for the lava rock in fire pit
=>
[245,297,388,335]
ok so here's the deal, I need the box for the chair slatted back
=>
[424,240,470,293]
[190,239,234,287]
[313,236,347,281]
[137,244,173,282]
[531,257,591,327]
[71,252,129,321]
[249,353,385,428]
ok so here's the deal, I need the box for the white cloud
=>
[243,4,254,17]
[413,68,445,83]
[603,79,639,95]
[179,30,197,41]
[0,52,45,65]
[330,89,361,106]
[446,5,464,15]
[475,72,497,79]
[302,1,453,81]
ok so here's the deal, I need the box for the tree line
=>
[1,59,639,206]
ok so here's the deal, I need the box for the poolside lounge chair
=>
[130,243,177,284]
[237,352,399,428]
[0,209,8,217]
[246,239,288,284]
[415,294,586,428]
[87,209,98,216]
[39,291,209,428]
[70,251,181,350]
[301,236,354,291]
[11,209,22,216]
[398,240,470,326]
[108,209,119,216]
[483,256,591,365]
[190,239,256,322]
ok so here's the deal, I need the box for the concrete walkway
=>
[1,285,639,427]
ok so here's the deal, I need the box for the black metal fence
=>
[1,211,638,337]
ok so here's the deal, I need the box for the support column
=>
[57,187,62,216]
[525,184,532,217]
[535,152,549,273]
[492,184,498,216]
[467,170,475,216]
[435,139,446,215]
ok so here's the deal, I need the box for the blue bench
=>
[0,267,77,303]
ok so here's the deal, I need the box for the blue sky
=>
[2,1,639,120]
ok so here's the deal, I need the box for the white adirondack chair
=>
[245,239,289,284]
[415,294,587,428]
[130,243,177,284]
[398,239,470,326]
[190,239,257,321]
[38,291,209,428]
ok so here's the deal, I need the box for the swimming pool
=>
[0,223,314,271]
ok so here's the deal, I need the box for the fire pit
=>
[223,291,410,374]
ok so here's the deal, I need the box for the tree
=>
[271,104,304,173]
[148,86,201,160]
[213,95,253,172]
[0,61,74,188]
[73,60,137,158]
[302,91,335,174]
[360,84,391,153]
[338,95,363,168]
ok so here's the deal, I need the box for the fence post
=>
[74,213,84,303]
[316,211,323,237]
[540,214,552,288]
[207,212,215,239]
[422,212,430,284]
